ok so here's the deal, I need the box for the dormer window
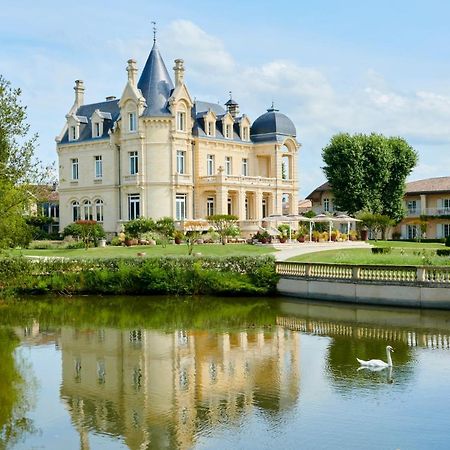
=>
[242,126,249,141]
[207,121,215,137]
[128,112,137,132]
[177,112,186,131]
[69,126,77,141]
[225,124,232,139]
[93,122,101,138]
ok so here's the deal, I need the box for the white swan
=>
[357,345,394,368]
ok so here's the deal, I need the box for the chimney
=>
[127,59,138,87]
[74,80,85,108]
[173,59,185,86]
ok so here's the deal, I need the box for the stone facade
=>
[56,41,299,236]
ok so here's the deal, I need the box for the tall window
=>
[177,112,186,131]
[95,155,103,178]
[407,224,418,240]
[227,197,232,215]
[95,199,104,222]
[225,156,232,175]
[444,224,450,238]
[207,121,214,136]
[242,158,248,176]
[444,199,450,211]
[262,198,267,218]
[72,201,80,222]
[71,158,79,180]
[129,151,138,175]
[176,194,187,220]
[128,194,140,220]
[207,154,215,176]
[82,200,92,220]
[177,150,185,174]
[407,200,417,213]
[225,124,232,139]
[129,112,137,132]
[323,198,330,212]
[206,197,215,217]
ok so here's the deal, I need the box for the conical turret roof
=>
[137,42,174,116]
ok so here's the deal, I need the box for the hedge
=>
[0,256,279,296]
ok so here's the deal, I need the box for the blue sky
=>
[2,0,450,197]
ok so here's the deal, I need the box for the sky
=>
[2,0,450,197]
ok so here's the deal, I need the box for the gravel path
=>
[271,241,372,261]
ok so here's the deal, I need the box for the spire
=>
[137,40,174,116]
[151,21,157,44]
[225,91,239,118]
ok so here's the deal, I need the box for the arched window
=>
[72,201,80,222]
[95,199,104,222]
[82,200,92,220]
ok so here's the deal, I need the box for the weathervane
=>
[229,90,233,100]
[151,21,157,43]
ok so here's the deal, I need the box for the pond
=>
[1,295,449,450]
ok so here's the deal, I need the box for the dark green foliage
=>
[446,236,450,247]
[0,255,278,296]
[436,249,450,256]
[63,221,105,248]
[123,217,155,239]
[207,214,240,244]
[371,247,392,254]
[322,133,418,222]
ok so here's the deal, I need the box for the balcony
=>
[424,208,450,217]
[198,175,293,188]
[406,208,420,217]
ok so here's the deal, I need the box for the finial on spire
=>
[151,21,157,43]
[229,91,232,101]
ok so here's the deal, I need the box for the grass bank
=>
[0,256,279,296]
[287,241,449,266]
[9,243,276,259]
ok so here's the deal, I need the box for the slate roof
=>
[60,99,120,144]
[137,42,174,117]
[405,177,450,194]
[306,181,331,200]
[192,101,250,142]
[251,107,296,142]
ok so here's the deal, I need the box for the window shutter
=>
[401,225,407,239]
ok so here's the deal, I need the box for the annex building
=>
[56,38,299,236]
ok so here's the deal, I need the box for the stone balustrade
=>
[276,262,450,286]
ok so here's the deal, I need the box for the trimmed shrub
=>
[446,236,450,247]
[436,249,450,256]
[371,247,392,254]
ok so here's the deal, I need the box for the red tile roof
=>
[405,176,450,194]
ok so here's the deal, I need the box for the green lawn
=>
[288,241,449,266]
[370,240,445,249]
[9,243,276,259]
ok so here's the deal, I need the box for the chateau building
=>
[307,176,450,239]
[56,39,299,235]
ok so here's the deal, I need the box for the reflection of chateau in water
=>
[277,316,450,349]
[59,327,300,450]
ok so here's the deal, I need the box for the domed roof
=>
[251,106,296,137]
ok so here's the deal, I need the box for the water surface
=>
[1,296,449,449]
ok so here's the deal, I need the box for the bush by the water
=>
[371,247,392,254]
[0,255,278,296]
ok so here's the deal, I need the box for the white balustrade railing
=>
[275,317,450,349]
[276,262,450,285]
[424,207,450,216]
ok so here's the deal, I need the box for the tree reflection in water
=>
[0,328,37,448]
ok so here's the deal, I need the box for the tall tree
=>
[0,75,53,248]
[322,133,418,222]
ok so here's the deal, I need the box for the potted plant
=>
[174,230,183,245]
[312,230,321,242]
[277,224,290,243]
[349,230,358,241]
[296,225,307,242]
[330,229,339,241]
